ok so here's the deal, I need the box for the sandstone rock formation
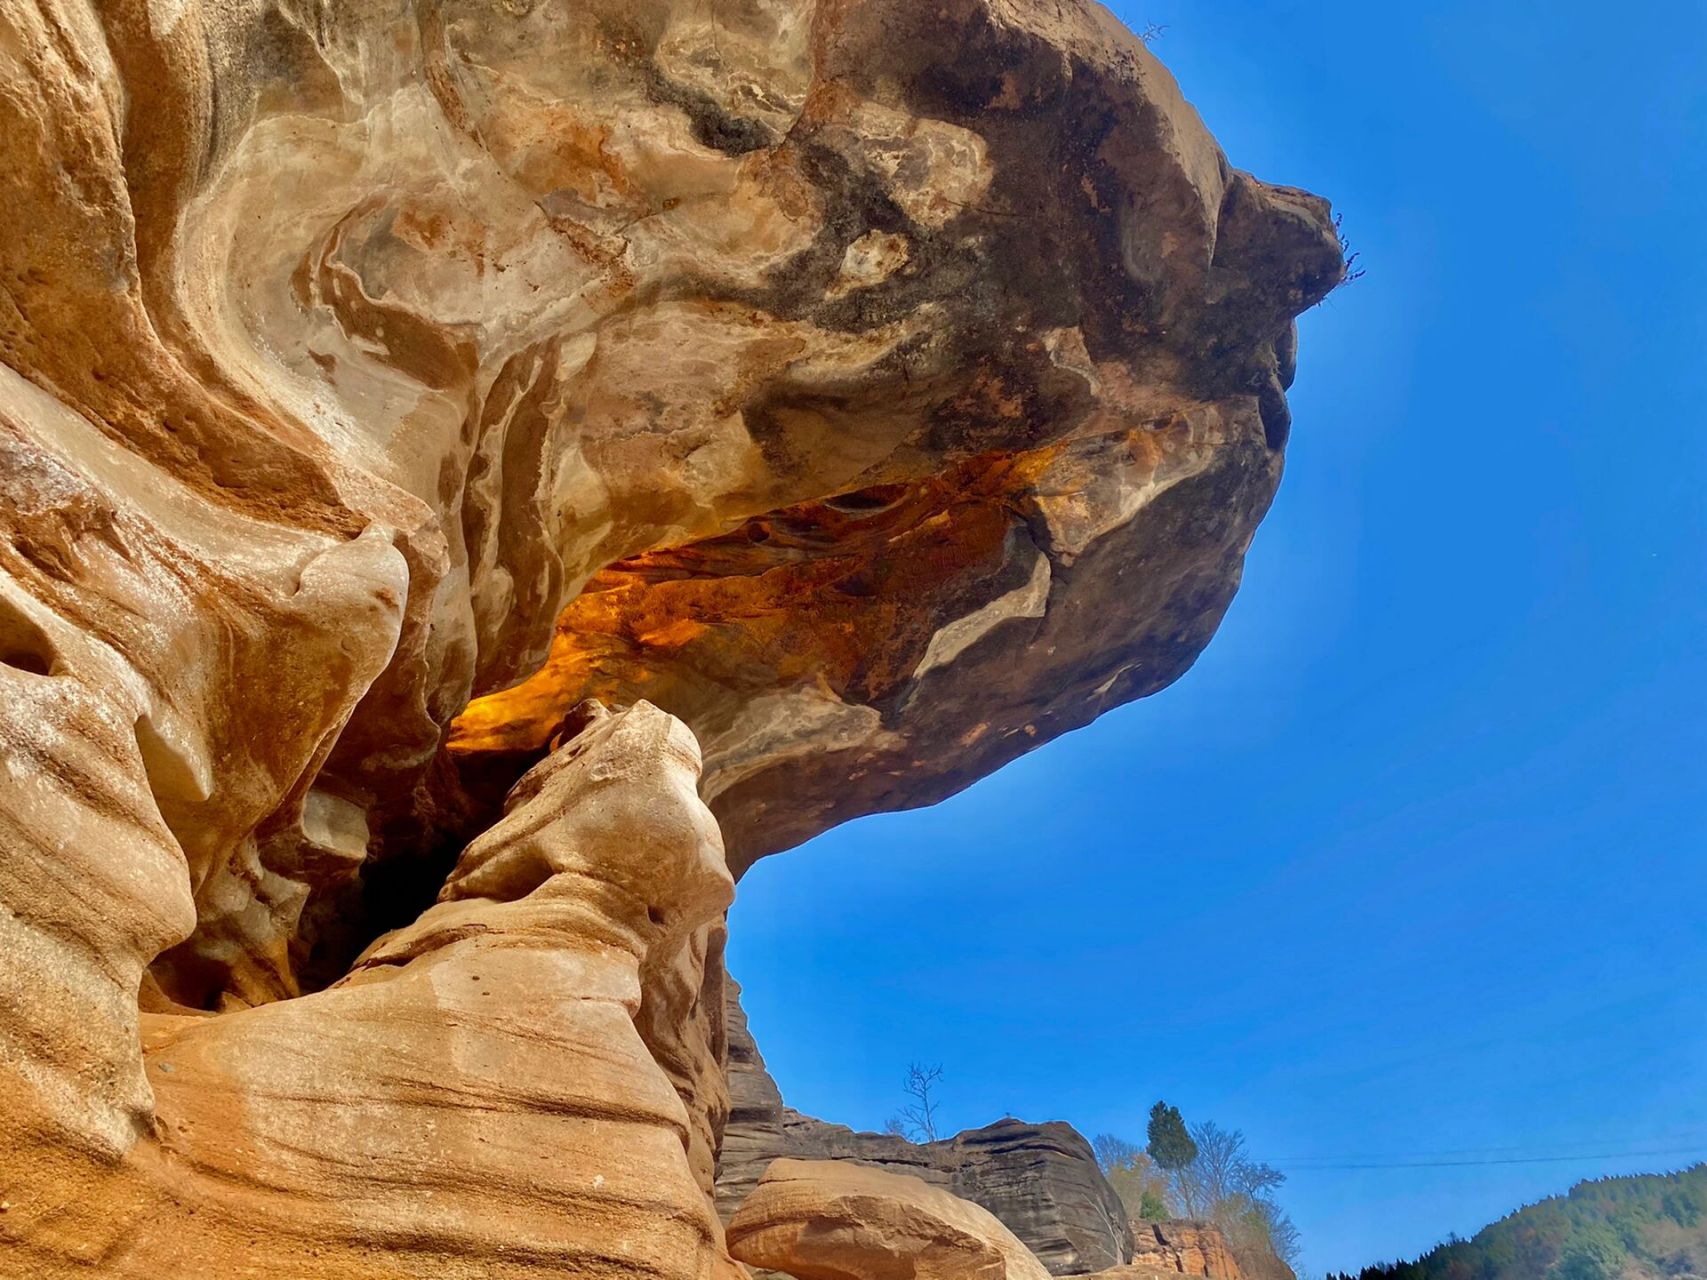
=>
[9,700,742,1276]
[0,0,1341,1272]
[1126,1221,1248,1280]
[720,979,1133,1274]
[728,1159,1053,1280]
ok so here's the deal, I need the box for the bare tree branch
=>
[886,1063,945,1143]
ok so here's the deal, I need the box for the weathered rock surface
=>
[719,981,1133,1274]
[429,5,1347,873]
[0,0,1339,1272]
[8,701,741,1276]
[1126,1221,1247,1280]
[721,975,803,1216]
[1110,1218,1295,1280]
[728,1158,1053,1280]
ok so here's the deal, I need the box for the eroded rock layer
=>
[1125,1221,1248,1280]
[10,702,741,1276]
[0,0,1339,1272]
[449,401,1288,874]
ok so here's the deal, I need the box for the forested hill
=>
[1333,1166,1707,1280]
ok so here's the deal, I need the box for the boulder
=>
[728,1158,1053,1280]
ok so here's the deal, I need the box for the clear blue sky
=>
[727,2,1707,1273]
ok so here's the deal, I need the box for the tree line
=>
[1326,1165,1707,1280]
[1095,1101,1303,1279]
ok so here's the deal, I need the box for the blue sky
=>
[727,2,1707,1273]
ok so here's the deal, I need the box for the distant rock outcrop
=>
[718,981,1133,1274]
[728,1159,1052,1280]
[1125,1220,1247,1280]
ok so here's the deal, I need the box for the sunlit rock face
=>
[0,0,1339,1273]
[437,1,1346,868]
[1124,1221,1250,1280]
[728,1159,1054,1280]
[450,399,1289,871]
[7,700,743,1276]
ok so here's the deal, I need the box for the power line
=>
[1273,1129,1707,1164]
[1279,1144,1707,1172]
[1276,1131,1707,1161]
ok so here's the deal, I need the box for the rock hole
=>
[821,484,909,515]
[294,748,511,994]
[0,596,57,676]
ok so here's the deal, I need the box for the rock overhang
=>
[0,0,1343,1273]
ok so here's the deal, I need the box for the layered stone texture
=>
[719,981,1133,1274]
[0,0,1340,1272]
[728,1159,1053,1280]
[449,401,1290,874]
[422,0,1345,871]
[8,702,741,1276]
[1126,1221,1247,1280]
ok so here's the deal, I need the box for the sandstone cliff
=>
[1127,1220,1248,1280]
[0,0,1342,1273]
